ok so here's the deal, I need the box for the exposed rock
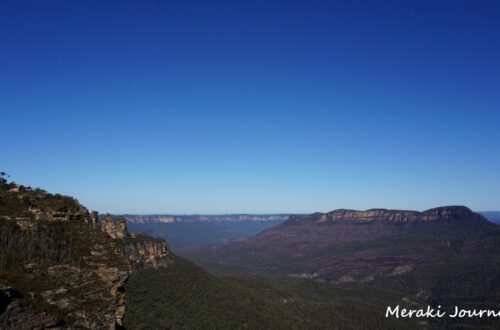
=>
[15,218,34,230]
[99,214,172,269]
[288,206,487,224]
[388,265,413,276]
[0,284,63,329]
[124,214,289,223]
[8,185,21,193]
[91,211,99,226]
[1,178,171,329]
[123,237,171,268]
[186,205,497,285]
[337,275,355,283]
[0,179,138,329]
[101,214,128,239]
[96,266,130,328]
[32,261,131,329]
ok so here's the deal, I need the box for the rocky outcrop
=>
[95,265,130,328]
[101,214,128,239]
[0,284,62,329]
[98,214,172,269]
[287,206,487,224]
[32,263,131,329]
[0,178,171,329]
[91,211,99,227]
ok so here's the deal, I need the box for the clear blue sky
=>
[1,0,499,214]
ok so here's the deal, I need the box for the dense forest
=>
[124,256,416,330]
[124,254,500,329]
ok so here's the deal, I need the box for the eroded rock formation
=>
[0,179,171,329]
[99,214,172,268]
[101,214,128,239]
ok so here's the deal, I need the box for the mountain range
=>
[122,212,499,224]
[122,214,289,223]
[2,176,500,329]
[185,206,498,280]
[125,211,500,251]
[182,206,500,328]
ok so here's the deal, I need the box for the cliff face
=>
[287,206,487,224]
[100,214,172,268]
[0,178,171,329]
[124,214,289,224]
[123,235,171,268]
[101,214,128,239]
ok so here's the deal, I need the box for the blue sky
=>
[1,0,499,213]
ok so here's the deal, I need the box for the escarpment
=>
[100,213,172,268]
[122,235,170,268]
[286,206,488,224]
[0,177,171,329]
[186,205,499,284]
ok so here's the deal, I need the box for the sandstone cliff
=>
[0,177,171,329]
[287,206,487,224]
[100,213,172,268]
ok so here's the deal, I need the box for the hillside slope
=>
[124,255,417,330]
[481,211,500,224]
[185,206,498,280]
[183,206,500,328]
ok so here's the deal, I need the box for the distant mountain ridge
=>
[289,206,486,224]
[122,214,290,223]
[131,205,500,329]
[123,209,500,224]
[481,211,500,224]
[185,205,499,282]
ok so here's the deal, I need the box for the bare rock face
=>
[123,236,171,268]
[101,214,128,239]
[98,214,172,269]
[288,206,487,224]
[0,180,136,329]
[91,211,99,227]
[26,196,91,222]
[95,266,130,328]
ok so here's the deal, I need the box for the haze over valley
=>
[124,212,500,251]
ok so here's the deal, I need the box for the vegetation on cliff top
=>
[0,176,131,328]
